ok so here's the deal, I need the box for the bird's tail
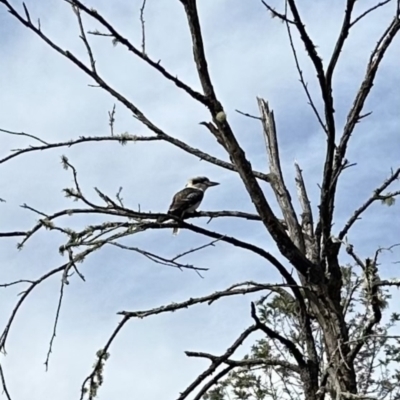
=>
[157,215,169,223]
[158,213,180,235]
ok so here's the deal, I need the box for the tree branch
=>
[339,167,400,240]
[178,0,318,279]
[258,98,304,251]
[0,363,12,400]
[348,259,383,363]
[188,366,234,400]
[325,0,356,90]
[68,0,209,106]
[178,0,217,101]
[350,1,393,28]
[0,3,271,183]
[177,325,258,400]
[80,316,129,400]
[119,282,289,318]
[251,302,306,368]
[334,16,400,174]
[185,350,300,373]
[286,0,336,255]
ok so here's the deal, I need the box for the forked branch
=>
[258,98,304,252]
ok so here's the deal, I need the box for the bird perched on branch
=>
[158,176,219,235]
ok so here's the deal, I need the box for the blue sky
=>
[0,0,399,399]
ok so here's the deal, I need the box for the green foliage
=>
[201,263,400,400]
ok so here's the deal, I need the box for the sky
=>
[0,0,399,399]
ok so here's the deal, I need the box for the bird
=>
[158,176,220,235]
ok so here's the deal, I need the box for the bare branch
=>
[0,363,11,400]
[339,167,400,240]
[80,316,129,400]
[0,243,105,353]
[235,109,262,121]
[258,98,304,251]
[106,241,209,273]
[179,0,217,101]
[251,302,306,368]
[0,263,66,352]
[139,0,147,55]
[177,325,258,400]
[0,279,35,288]
[20,159,298,289]
[376,279,400,288]
[286,0,336,252]
[0,127,49,144]
[119,283,282,318]
[334,16,400,173]
[0,130,272,182]
[0,231,27,238]
[171,238,221,261]
[189,366,234,400]
[72,4,97,72]
[345,244,366,270]
[68,0,208,106]
[44,279,66,371]
[0,133,157,165]
[0,3,271,183]
[261,0,295,24]
[3,0,316,280]
[326,1,357,91]
[286,0,335,134]
[108,105,116,136]
[0,1,398,398]
[350,1,392,28]
[185,351,300,373]
[284,11,327,133]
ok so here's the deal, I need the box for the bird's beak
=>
[208,181,220,187]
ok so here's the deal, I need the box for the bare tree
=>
[0,1,400,400]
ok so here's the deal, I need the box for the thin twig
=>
[68,0,208,106]
[108,105,116,136]
[119,283,278,318]
[326,0,357,91]
[350,0,392,27]
[139,0,147,55]
[80,316,129,400]
[284,18,327,133]
[0,127,49,145]
[235,109,262,121]
[106,241,208,272]
[189,366,234,400]
[44,279,66,371]
[171,238,221,261]
[0,279,35,288]
[251,302,306,368]
[0,264,66,353]
[72,4,97,72]
[0,363,12,400]
[176,325,258,400]
[185,351,300,372]
[334,17,400,175]
[339,167,400,240]
[261,0,295,24]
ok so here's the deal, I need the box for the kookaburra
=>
[158,176,219,235]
